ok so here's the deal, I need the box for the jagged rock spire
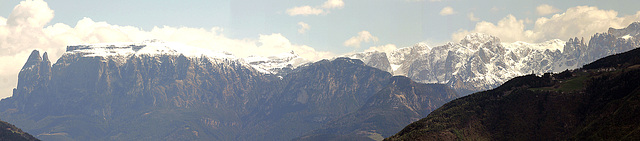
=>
[21,50,42,71]
[15,50,51,98]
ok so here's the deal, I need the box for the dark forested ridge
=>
[386,44,640,140]
[0,119,39,141]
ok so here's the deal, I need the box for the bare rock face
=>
[0,47,456,141]
[608,22,640,38]
[15,50,51,98]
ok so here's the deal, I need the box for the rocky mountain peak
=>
[608,21,640,38]
[42,52,50,64]
[21,50,43,71]
[460,33,501,47]
[15,50,51,98]
[345,22,640,96]
[244,50,310,74]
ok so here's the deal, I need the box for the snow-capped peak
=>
[243,51,310,74]
[503,39,566,52]
[461,33,501,45]
[413,42,432,52]
[66,39,236,59]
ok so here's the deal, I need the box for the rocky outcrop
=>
[14,50,51,99]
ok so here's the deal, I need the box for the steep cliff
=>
[0,44,455,140]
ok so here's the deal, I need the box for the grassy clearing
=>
[557,75,588,92]
[529,72,588,93]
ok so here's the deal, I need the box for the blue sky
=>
[2,0,639,54]
[0,0,639,98]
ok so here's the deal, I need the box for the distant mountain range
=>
[386,45,640,141]
[1,22,638,141]
[0,42,456,140]
[347,22,640,95]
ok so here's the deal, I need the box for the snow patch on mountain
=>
[243,51,310,74]
[65,40,309,74]
[67,39,236,59]
[344,33,567,95]
[502,39,565,52]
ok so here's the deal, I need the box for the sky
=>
[0,0,639,98]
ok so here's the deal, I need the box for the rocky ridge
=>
[348,22,640,95]
[0,45,456,141]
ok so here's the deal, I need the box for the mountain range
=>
[347,22,640,95]
[0,41,456,140]
[386,45,640,140]
[0,22,639,140]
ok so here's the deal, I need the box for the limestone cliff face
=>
[1,53,454,141]
[15,50,51,99]
[3,52,273,140]
[10,50,51,113]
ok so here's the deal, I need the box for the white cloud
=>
[6,0,53,27]
[536,4,560,16]
[287,0,344,16]
[322,0,344,9]
[297,22,310,34]
[452,6,640,43]
[257,34,333,61]
[524,18,533,24]
[344,30,379,48]
[0,0,61,99]
[468,12,480,21]
[452,15,530,43]
[286,6,325,16]
[0,17,6,25]
[532,6,640,41]
[0,0,335,99]
[365,44,397,53]
[439,6,455,16]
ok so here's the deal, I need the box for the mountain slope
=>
[295,76,457,140]
[239,57,394,140]
[0,119,39,141]
[385,47,640,140]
